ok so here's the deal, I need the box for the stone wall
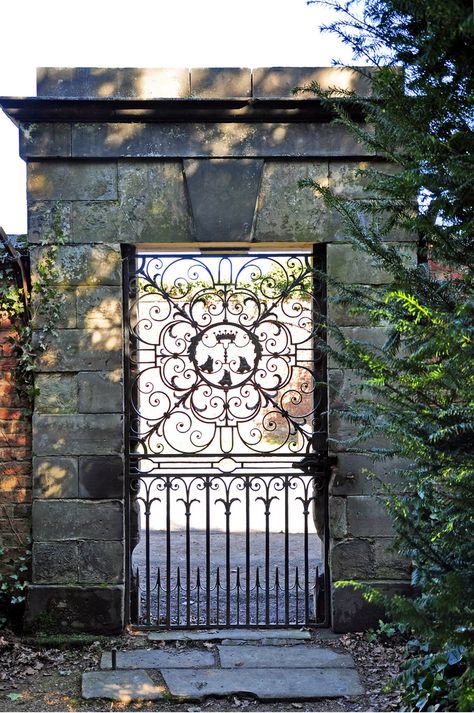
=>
[3,67,412,632]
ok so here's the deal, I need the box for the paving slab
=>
[101,648,215,669]
[220,637,304,646]
[161,667,364,700]
[148,629,311,642]
[82,670,166,702]
[218,644,354,669]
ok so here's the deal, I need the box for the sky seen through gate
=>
[0,0,363,234]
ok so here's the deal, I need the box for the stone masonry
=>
[1,67,412,632]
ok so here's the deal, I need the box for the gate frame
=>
[122,243,332,629]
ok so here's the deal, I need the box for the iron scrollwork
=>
[128,253,325,463]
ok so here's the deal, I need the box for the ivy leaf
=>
[7,693,22,701]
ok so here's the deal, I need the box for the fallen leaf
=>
[7,693,22,701]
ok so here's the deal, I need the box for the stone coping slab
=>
[101,648,215,669]
[218,645,354,669]
[148,628,311,642]
[82,671,166,702]
[161,667,364,700]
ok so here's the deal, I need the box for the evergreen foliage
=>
[304,0,474,708]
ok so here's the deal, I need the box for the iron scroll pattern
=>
[127,253,325,471]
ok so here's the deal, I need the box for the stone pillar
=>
[25,164,125,633]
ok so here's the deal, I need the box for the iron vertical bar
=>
[206,476,211,626]
[185,501,191,627]
[245,475,251,626]
[122,246,134,627]
[265,495,270,625]
[303,496,310,625]
[284,475,290,626]
[225,498,231,626]
[166,480,171,627]
[145,504,151,626]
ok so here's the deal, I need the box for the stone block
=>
[346,496,394,538]
[28,161,117,201]
[34,328,122,372]
[20,123,71,160]
[327,243,392,284]
[330,453,407,496]
[78,371,123,413]
[24,584,124,633]
[37,67,190,98]
[327,286,383,326]
[328,369,368,410]
[329,496,347,539]
[327,326,390,368]
[374,538,412,579]
[71,201,120,243]
[253,67,373,98]
[191,68,251,97]
[76,287,122,328]
[79,541,124,583]
[118,161,190,243]
[33,456,78,498]
[330,538,374,580]
[28,201,72,245]
[30,244,122,286]
[328,161,398,198]
[32,541,78,583]
[183,159,262,242]
[32,499,123,540]
[253,161,333,243]
[35,374,78,414]
[78,456,124,498]
[82,670,165,702]
[33,413,122,456]
[332,580,412,632]
[71,122,373,159]
[32,288,77,329]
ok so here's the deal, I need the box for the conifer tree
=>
[304,1,473,708]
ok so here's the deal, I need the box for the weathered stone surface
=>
[82,670,166,702]
[101,648,215,669]
[37,67,190,98]
[331,539,375,580]
[328,369,368,410]
[184,159,262,242]
[78,371,123,413]
[149,629,311,642]
[253,67,373,98]
[20,123,71,160]
[71,122,373,159]
[374,539,412,579]
[28,161,117,201]
[327,327,390,369]
[33,413,122,455]
[253,161,332,243]
[327,287,381,327]
[78,456,123,498]
[118,161,190,243]
[346,496,394,538]
[79,541,124,583]
[35,374,78,414]
[32,288,77,329]
[162,667,364,700]
[71,201,120,243]
[32,542,78,583]
[28,201,72,244]
[218,645,354,669]
[34,329,122,372]
[191,68,251,97]
[332,581,412,633]
[76,287,122,329]
[330,453,408,496]
[329,497,347,539]
[32,499,123,540]
[328,161,397,198]
[327,243,392,285]
[33,456,78,498]
[30,244,122,286]
[25,584,124,633]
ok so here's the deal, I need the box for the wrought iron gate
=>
[124,247,330,629]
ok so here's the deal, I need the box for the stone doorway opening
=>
[124,246,330,629]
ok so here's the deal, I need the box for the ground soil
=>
[0,629,405,712]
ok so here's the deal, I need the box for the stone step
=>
[161,667,364,700]
[218,644,354,668]
[101,648,215,669]
[148,628,311,642]
[82,670,166,703]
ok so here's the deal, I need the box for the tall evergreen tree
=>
[304,1,474,708]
